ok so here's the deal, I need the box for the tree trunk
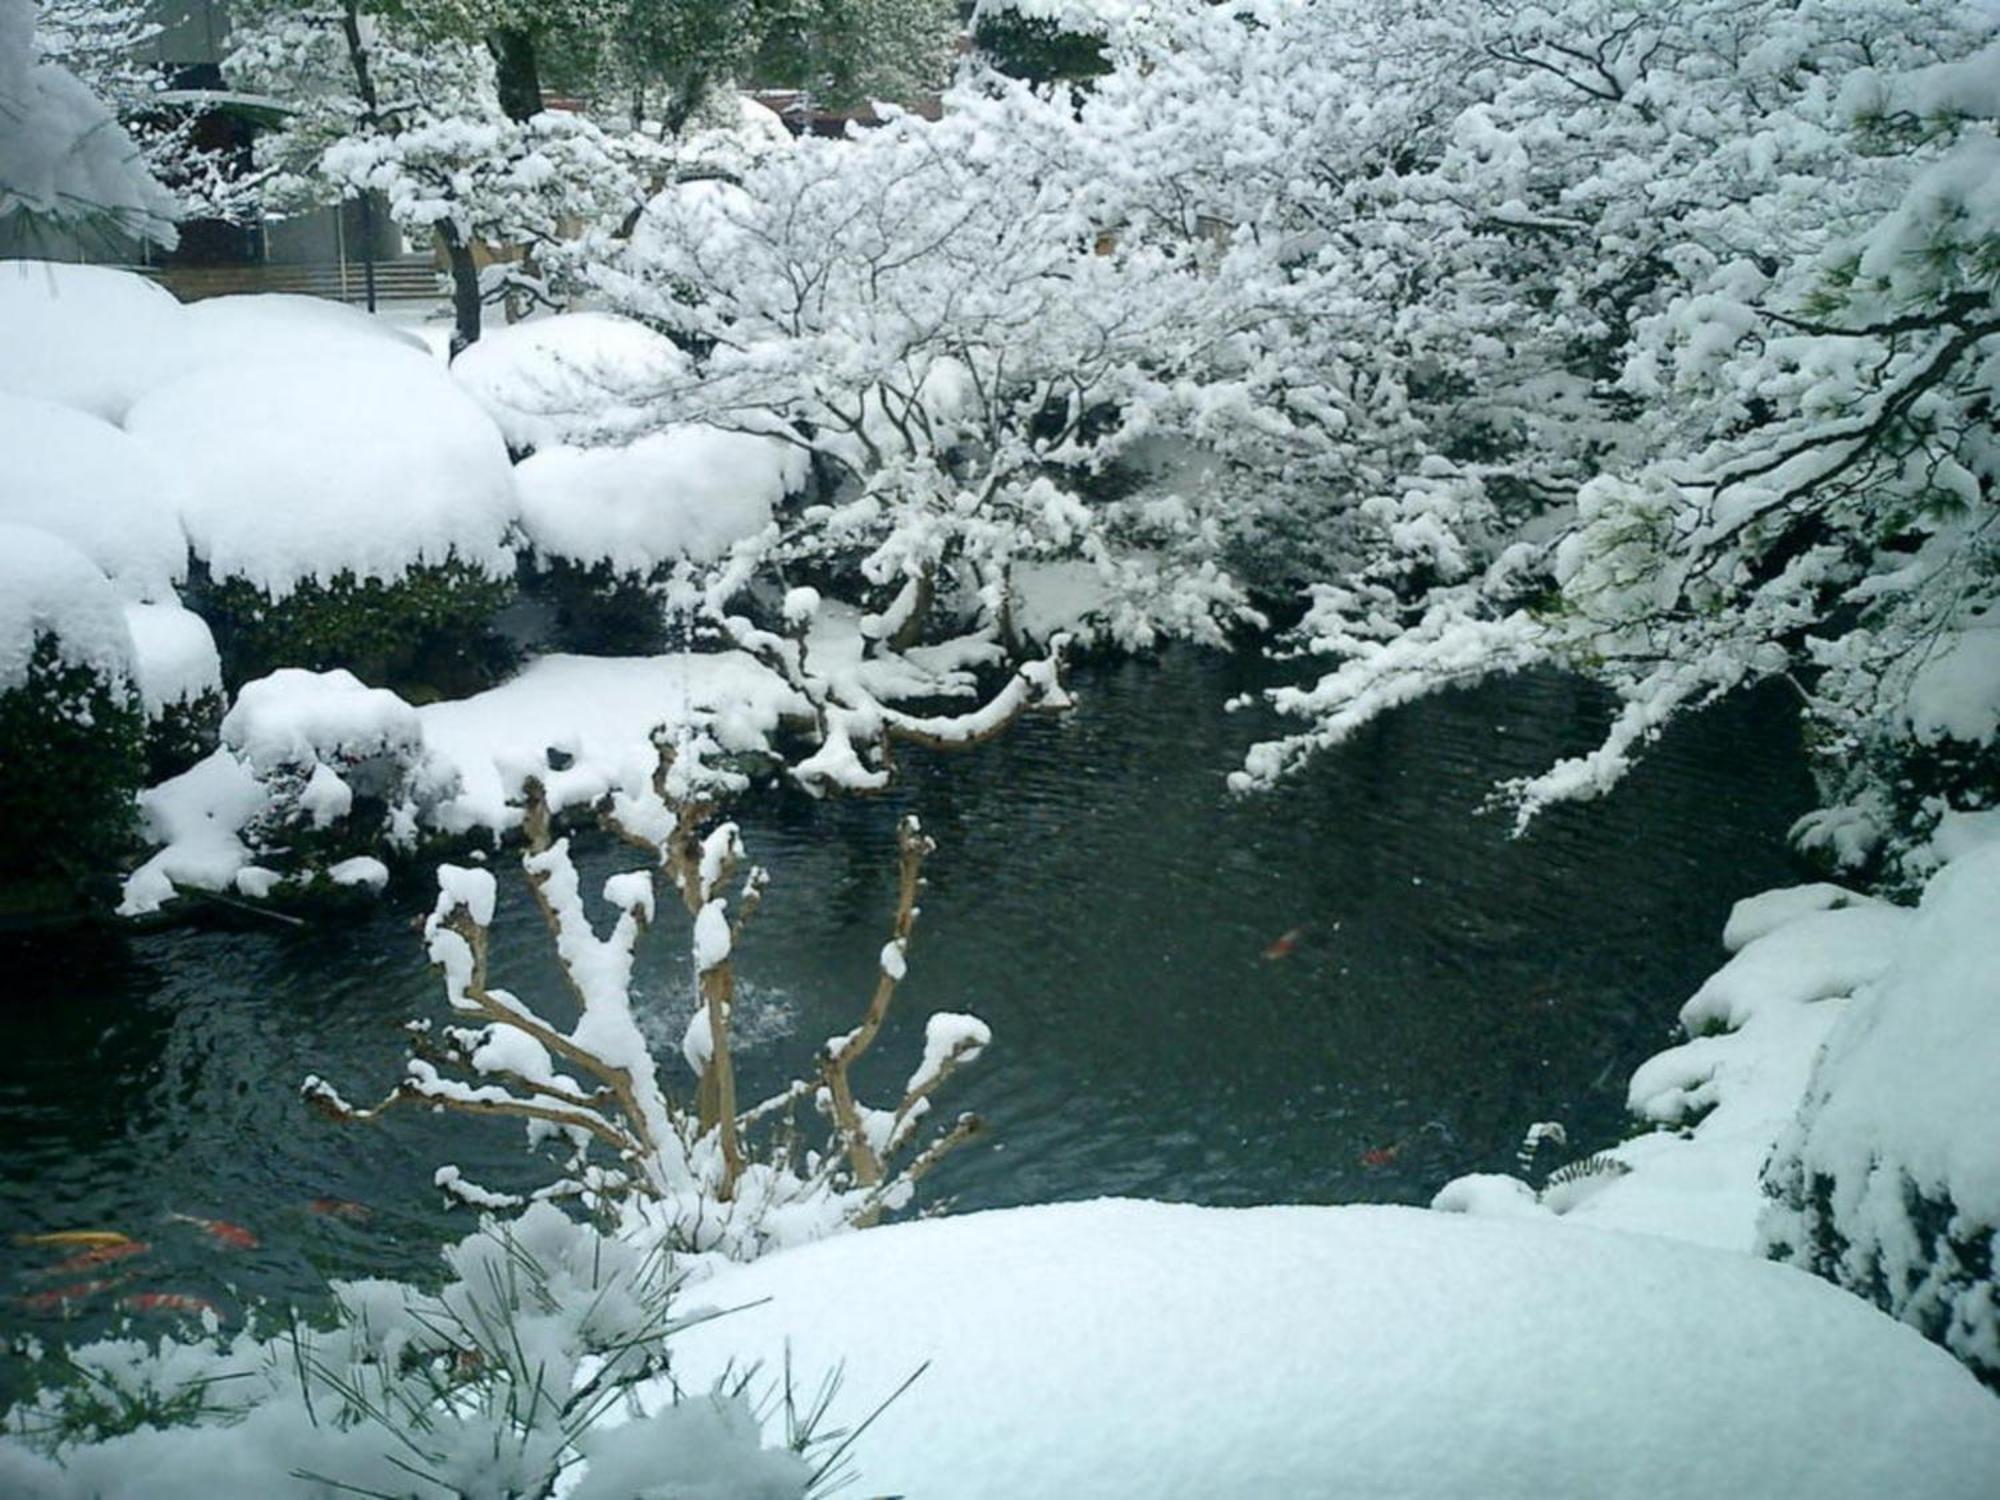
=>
[490,27,544,123]
[436,222,482,358]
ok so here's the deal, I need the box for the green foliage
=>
[972,12,1111,88]
[520,556,672,656]
[143,689,226,784]
[0,636,144,894]
[193,560,517,702]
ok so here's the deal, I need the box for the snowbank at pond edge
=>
[654,1199,2000,1500]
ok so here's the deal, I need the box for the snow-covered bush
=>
[0,525,144,905]
[1760,842,2000,1393]
[306,757,990,1264]
[220,668,454,878]
[0,1201,816,1500]
[123,351,522,694]
[122,601,225,781]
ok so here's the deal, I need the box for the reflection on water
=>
[0,649,1814,1373]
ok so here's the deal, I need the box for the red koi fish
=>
[119,1292,221,1318]
[17,1279,118,1312]
[38,1240,150,1276]
[167,1214,259,1250]
[308,1197,374,1224]
[1359,1143,1401,1169]
[1262,927,1305,960]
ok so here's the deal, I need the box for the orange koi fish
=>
[1262,927,1305,960]
[17,1279,119,1312]
[167,1214,259,1250]
[308,1197,374,1224]
[1359,1144,1401,1169]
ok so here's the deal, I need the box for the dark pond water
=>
[0,646,1815,1385]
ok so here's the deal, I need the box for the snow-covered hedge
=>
[1760,842,2000,1393]
[0,525,144,895]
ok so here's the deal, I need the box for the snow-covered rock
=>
[0,394,188,600]
[0,522,135,694]
[417,652,806,834]
[221,668,424,775]
[450,311,692,451]
[515,427,801,574]
[1761,842,2000,1391]
[125,352,519,598]
[660,1199,2000,1500]
[0,261,183,421]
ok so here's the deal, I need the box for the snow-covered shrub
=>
[0,525,144,906]
[0,262,184,420]
[0,1201,815,1500]
[126,351,521,692]
[218,668,454,879]
[306,757,989,1265]
[189,560,518,699]
[122,601,225,781]
[513,426,804,655]
[1760,843,2000,1393]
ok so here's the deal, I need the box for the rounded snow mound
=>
[451,312,692,451]
[176,293,431,372]
[663,1199,2000,1500]
[127,352,519,599]
[0,393,189,601]
[516,427,800,573]
[0,261,184,421]
[0,522,136,695]
[222,667,422,774]
[123,600,221,716]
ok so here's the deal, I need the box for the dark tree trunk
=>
[490,27,544,123]
[436,223,482,358]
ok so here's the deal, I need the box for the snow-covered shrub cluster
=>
[0,1201,816,1500]
[1760,842,2000,1393]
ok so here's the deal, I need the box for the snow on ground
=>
[0,394,189,601]
[0,522,134,693]
[450,311,693,451]
[0,261,184,420]
[125,352,519,597]
[653,1199,2000,1500]
[418,652,806,833]
[122,600,221,716]
[516,426,802,574]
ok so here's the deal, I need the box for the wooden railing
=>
[135,257,441,304]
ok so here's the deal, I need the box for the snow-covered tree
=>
[227,0,657,352]
[1210,0,1998,877]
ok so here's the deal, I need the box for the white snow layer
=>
[221,668,424,774]
[122,600,221,715]
[449,311,693,451]
[124,352,518,597]
[659,1200,2000,1500]
[0,394,189,600]
[1761,840,2000,1253]
[417,653,805,833]
[0,522,135,694]
[1907,609,2000,745]
[515,426,801,573]
[0,261,184,421]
